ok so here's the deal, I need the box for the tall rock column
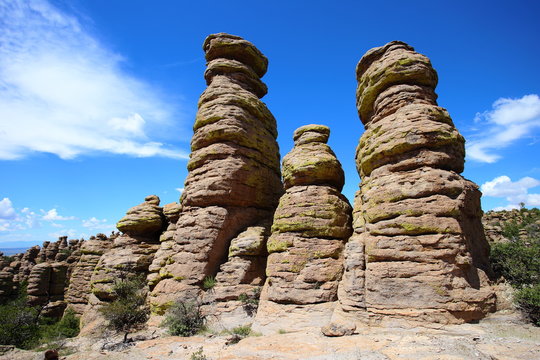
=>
[254,125,352,333]
[329,41,495,331]
[149,33,282,314]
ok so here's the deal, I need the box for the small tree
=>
[99,275,149,342]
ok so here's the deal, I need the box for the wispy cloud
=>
[82,217,114,231]
[466,94,540,163]
[481,175,540,209]
[0,0,188,160]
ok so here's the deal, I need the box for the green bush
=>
[39,309,80,342]
[490,210,540,326]
[490,239,540,287]
[202,276,216,290]
[162,300,206,336]
[515,284,540,326]
[190,347,208,360]
[0,298,40,349]
[99,275,149,342]
[231,325,251,337]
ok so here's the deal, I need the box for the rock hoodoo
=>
[327,41,495,332]
[0,37,502,337]
[254,125,352,333]
[149,33,282,314]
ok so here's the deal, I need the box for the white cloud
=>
[82,217,114,231]
[481,175,540,209]
[0,198,41,232]
[0,198,16,219]
[42,208,75,221]
[467,94,540,163]
[0,0,188,160]
[492,204,521,211]
[176,188,185,193]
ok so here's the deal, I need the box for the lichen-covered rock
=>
[150,33,282,321]
[116,195,165,236]
[327,42,495,333]
[282,125,344,190]
[260,125,352,309]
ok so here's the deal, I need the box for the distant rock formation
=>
[149,33,282,316]
[254,125,352,333]
[0,237,83,317]
[326,41,495,334]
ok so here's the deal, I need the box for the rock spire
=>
[149,33,282,314]
[254,124,352,333]
[327,41,495,333]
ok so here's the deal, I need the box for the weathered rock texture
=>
[327,41,495,332]
[264,125,352,304]
[149,33,282,316]
[65,234,115,315]
[253,125,352,334]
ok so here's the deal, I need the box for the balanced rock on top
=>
[253,125,352,333]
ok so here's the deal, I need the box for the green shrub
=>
[501,220,520,240]
[99,275,149,342]
[39,309,80,342]
[202,276,216,290]
[190,347,208,360]
[0,297,39,349]
[515,284,540,326]
[162,300,206,336]
[490,239,540,287]
[232,325,251,337]
[490,210,540,326]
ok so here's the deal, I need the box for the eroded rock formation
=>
[327,41,495,333]
[149,33,282,315]
[0,37,501,334]
[65,233,115,315]
[254,125,352,333]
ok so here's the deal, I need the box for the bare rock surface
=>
[328,41,495,332]
[150,33,282,320]
[3,313,538,360]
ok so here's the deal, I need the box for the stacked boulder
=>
[65,233,115,315]
[255,125,352,332]
[147,202,182,294]
[328,41,495,331]
[80,196,164,331]
[89,196,164,301]
[149,33,282,314]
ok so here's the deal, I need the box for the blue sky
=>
[0,0,539,248]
